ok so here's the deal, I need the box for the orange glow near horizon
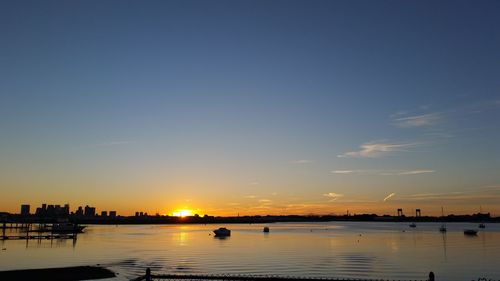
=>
[172,209,194,217]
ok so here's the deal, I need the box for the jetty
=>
[131,268,432,281]
[1,221,79,241]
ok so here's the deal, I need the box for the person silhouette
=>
[429,271,435,281]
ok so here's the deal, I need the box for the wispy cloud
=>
[393,186,500,204]
[331,170,354,174]
[323,192,344,201]
[338,141,420,158]
[330,169,435,176]
[244,195,257,199]
[383,193,396,202]
[248,182,260,185]
[291,159,313,164]
[397,170,435,175]
[393,113,442,128]
[259,199,272,204]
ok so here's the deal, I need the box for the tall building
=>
[84,205,96,217]
[76,206,84,216]
[63,204,70,215]
[20,204,30,216]
[109,211,117,218]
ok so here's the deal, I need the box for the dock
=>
[131,269,431,281]
[1,221,79,241]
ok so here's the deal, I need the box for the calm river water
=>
[1,222,499,280]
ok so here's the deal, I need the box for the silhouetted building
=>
[84,205,96,217]
[109,211,117,218]
[101,211,108,217]
[76,206,84,216]
[20,204,30,216]
[63,204,70,215]
[35,204,48,216]
[33,203,69,217]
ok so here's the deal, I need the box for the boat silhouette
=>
[213,227,231,237]
[464,229,478,236]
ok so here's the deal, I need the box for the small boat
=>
[213,227,231,237]
[464,229,478,236]
[51,223,85,233]
[478,206,486,229]
[263,227,270,233]
[409,223,417,228]
[439,207,447,232]
[439,225,447,232]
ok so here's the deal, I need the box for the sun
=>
[172,209,193,217]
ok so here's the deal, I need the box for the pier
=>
[131,269,430,281]
[1,221,79,241]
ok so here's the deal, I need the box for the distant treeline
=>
[1,212,497,224]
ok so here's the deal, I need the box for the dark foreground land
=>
[0,266,115,281]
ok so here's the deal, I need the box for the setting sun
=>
[172,209,193,217]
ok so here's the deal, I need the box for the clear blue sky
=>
[1,0,499,215]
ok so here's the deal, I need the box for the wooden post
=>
[429,271,435,281]
[146,268,151,281]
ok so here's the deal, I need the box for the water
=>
[1,222,499,280]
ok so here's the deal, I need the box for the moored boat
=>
[263,226,270,233]
[52,223,86,233]
[439,225,447,232]
[439,207,447,232]
[464,229,478,236]
[213,227,231,237]
[409,223,416,228]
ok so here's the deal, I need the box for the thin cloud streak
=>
[393,113,442,128]
[338,141,420,158]
[398,187,500,203]
[383,193,396,202]
[291,159,313,164]
[397,170,435,175]
[331,170,354,174]
[330,169,435,176]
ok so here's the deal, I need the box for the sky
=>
[1,0,499,216]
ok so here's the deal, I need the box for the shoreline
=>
[2,214,498,225]
[0,266,116,281]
